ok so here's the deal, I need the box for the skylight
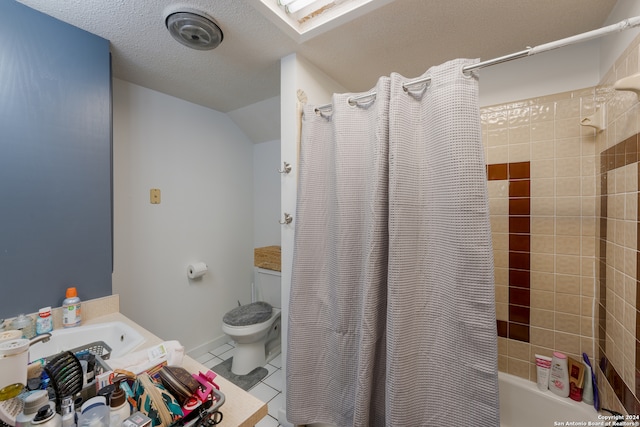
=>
[249,0,393,43]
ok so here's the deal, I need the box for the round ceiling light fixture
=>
[165,9,223,51]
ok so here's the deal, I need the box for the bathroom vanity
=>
[82,311,268,427]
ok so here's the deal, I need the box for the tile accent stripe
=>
[488,162,531,343]
[599,133,640,415]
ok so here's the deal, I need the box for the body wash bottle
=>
[549,352,570,398]
[535,354,552,391]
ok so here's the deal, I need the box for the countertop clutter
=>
[83,312,268,427]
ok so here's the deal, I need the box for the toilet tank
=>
[253,267,281,308]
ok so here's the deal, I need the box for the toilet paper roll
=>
[187,262,208,279]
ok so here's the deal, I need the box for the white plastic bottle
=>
[535,354,552,391]
[30,405,61,427]
[77,397,109,427]
[582,362,594,405]
[36,307,53,335]
[62,287,81,328]
[549,351,570,398]
[15,390,50,427]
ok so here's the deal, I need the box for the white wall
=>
[254,139,281,247]
[600,0,640,78]
[112,79,254,354]
[478,41,600,107]
[479,0,640,108]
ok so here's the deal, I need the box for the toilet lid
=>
[223,301,273,326]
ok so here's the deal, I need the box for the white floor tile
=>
[263,363,279,379]
[194,352,215,364]
[263,368,283,392]
[269,354,282,369]
[267,392,283,419]
[217,348,235,361]
[204,356,224,369]
[249,382,279,403]
[255,415,279,427]
[211,343,234,356]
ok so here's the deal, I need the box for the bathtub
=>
[302,372,603,427]
[499,371,601,427]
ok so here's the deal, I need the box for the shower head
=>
[164,8,223,51]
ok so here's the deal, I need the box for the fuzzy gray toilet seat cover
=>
[223,301,273,326]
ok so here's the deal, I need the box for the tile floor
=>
[194,342,284,427]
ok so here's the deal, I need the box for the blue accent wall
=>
[0,1,112,316]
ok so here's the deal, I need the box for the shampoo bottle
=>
[549,351,570,398]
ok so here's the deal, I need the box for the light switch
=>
[150,188,161,204]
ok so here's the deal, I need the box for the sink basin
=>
[28,321,145,362]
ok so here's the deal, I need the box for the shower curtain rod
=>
[315,15,640,113]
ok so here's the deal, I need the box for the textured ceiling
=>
[16,0,618,116]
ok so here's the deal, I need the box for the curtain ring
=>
[347,92,377,108]
[403,81,429,98]
[314,107,332,118]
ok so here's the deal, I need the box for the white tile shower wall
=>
[593,28,640,416]
[486,25,640,416]
[482,87,598,381]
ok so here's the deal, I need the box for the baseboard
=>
[186,334,230,358]
[278,408,294,427]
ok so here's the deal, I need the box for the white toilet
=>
[222,267,281,375]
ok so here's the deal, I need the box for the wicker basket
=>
[254,245,281,271]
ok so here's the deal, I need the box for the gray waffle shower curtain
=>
[286,58,500,427]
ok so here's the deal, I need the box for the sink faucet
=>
[29,333,51,346]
